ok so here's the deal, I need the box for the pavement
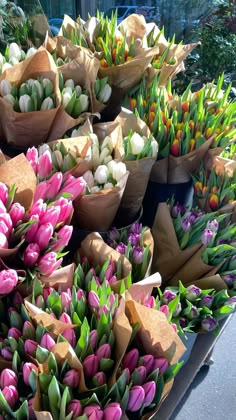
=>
[170,314,236,420]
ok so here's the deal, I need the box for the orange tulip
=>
[171,139,180,157]
[209,193,219,210]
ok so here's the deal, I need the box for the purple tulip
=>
[200,294,214,308]
[118,367,130,385]
[8,327,22,341]
[123,349,139,373]
[201,316,218,332]
[98,304,109,318]
[222,273,236,288]
[143,381,156,407]
[179,317,188,328]
[0,369,18,388]
[128,233,141,246]
[63,369,80,388]
[115,242,127,255]
[22,321,36,340]
[89,330,98,351]
[1,347,13,361]
[134,366,147,384]
[24,339,38,356]
[173,302,182,317]
[206,219,219,233]
[103,402,122,420]
[139,354,154,375]
[159,305,169,318]
[2,385,18,408]
[127,385,145,412]
[226,296,236,307]
[152,357,169,374]
[66,400,83,418]
[187,305,199,320]
[171,203,185,218]
[92,371,106,386]
[109,227,120,242]
[83,354,99,377]
[162,290,176,304]
[201,229,215,246]
[40,333,56,351]
[88,291,100,310]
[132,246,143,264]
[62,329,76,347]
[23,363,38,386]
[96,344,111,361]
[181,218,191,232]
[185,285,201,301]
[83,404,103,420]
[130,222,142,234]
[61,289,72,312]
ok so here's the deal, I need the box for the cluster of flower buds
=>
[0,75,55,112]
[59,72,89,117]
[193,163,236,211]
[123,129,158,160]
[94,77,112,103]
[0,42,37,74]
[147,29,177,69]
[153,282,236,334]
[108,222,151,282]
[51,49,72,67]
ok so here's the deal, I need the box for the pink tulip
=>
[25,215,40,242]
[143,381,156,407]
[43,287,54,301]
[135,366,147,384]
[83,404,103,420]
[40,206,60,227]
[2,385,18,408]
[66,400,82,418]
[0,269,18,295]
[143,296,155,309]
[23,243,40,267]
[171,323,177,333]
[88,291,100,310]
[103,402,122,420]
[89,330,98,351]
[33,182,49,203]
[83,354,99,377]
[33,223,54,250]
[38,150,52,179]
[0,214,12,231]
[152,357,169,374]
[77,289,86,300]
[159,305,169,318]
[23,363,38,386]
[59,312,72,324]
[0,221,10,237]
[62,329,76,347]
[139,355,154,375]
[24,339,38,356]
[55,197,73,224]
[40,333,55,351]
[46,172,63,199]
[63,369,80,388]
[122,349,139,373]
[51,225,73,252]
[92,371,106,386]
[61,289,72,312]
[1,347,13,360]
[22,321,36,340]
[28,199,46,219]
[0,182,8,205]
[96,344,111,361]
[37,252,63,276]
[0,232,8,249]
[60,176,86,201]
[35,295,45,309]
[26,147,38,173]
[9,203,25,227]
[0,199,6,214]
[8,327,22,341]
[127,385,145,412]
[0,369,18,388]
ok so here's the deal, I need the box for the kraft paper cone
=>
[127,272,162,303]
[73,173,129,231]
[119,14,147,46]
[44,35,83,60]
[24,301,76,336]
[151,203,202,283]
[39,263,75,292]
[0,154,36,209]
[204,147,223,170]
[0,49,61,147]
[184,274,227,292]
[48,135,92,160]
[169,246,224,286]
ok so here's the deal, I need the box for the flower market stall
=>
[0,9,235,420]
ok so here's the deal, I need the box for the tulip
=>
[209,193,219,211]
[9,202,25,226]
[94,165,109,185]
[0,78,12,97]
[112,161,127,182]
[62,329,76,347]
[40,333,56,351]
[187,305,199,320]
[200,294,214,308]
[0,369,18,388]
[40,206,60,227]
[8,307,23,329]
[162,290,176,304]
[83,404,103,420]
[98,304,109,318]
[83,170,95,188]
[181,218,191,232]
[2,385,18,408]
[206,219,219,233]
[0,182,8,205]
[33,223,54,251]
[134,366,147,384]
[139,355,154,375]
[0,199,6,214]
[59,312,72,324]
[170,139,180,157]
[23,363,38,386]
[0,213,12,233]
[23,243,40,267]
[25,215,40,242]
[77,289,86,300]
[43,287,54,301]
[26,47,37,58]
[60,176,86,200]
[38,151,53,179]
[89,330,98,351]
[151,139,158,157]
[46,172,63,199]
[1,347,13,360]
[42,79,54,96]
[185,285,202,301]
[9,42,21,60]
[109,227,119,242]
[28,199,46,219]
[12,291,24,307]
[159,304,169,318]
[201,228,215,246]
[22,321,36,340]
[66,400,83,418]
[63,369,80,388]
[51,225,73,252]
[92,371,106,387]
[128,232,141,247]
[40,97,54,110]
[201,316,218,332]
[83,354,99,377]
[0,269,18,295]
[35,295,45,308]
[61,289,72,312]
[130,132,145,155]
[152,357,168,374]
[171,203,185,218]
[28,397,36,420]
[88,291,100,310]
[33,182,49,203]
[79,94,89,112]
[96,343,111,361]
[55,197,73,224]
[2,63,12,72]
[98,84,112,103]
[132,246,143,264]
[143,381,156,407]
[3,94,16,106]
[37,252,63,276]
[103,402,122,420]
[8,327,22,341]
[0,222,8,239]
[24,339,38,356]
[173,302,182,317]
[123,349,139,373]
[19,94,34,112]
[127,385,145,412]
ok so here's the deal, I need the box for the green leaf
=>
[99,358,114,371]
[164,361,184,382]
[59,387,71,420]
[14,400,29,420]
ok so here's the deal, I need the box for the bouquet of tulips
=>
[59,72,89,118]
[107,222,153,282]
[0,42,37,74]
[153,282,236,335]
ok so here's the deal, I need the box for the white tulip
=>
[20,50,26,61]
[9,43,22,61]
[0,53,5,66]
[2,63,12,72]
[32,80,43,99]
[75,85,82,97]
[89,133,99,146]
[94,165,109,185]
[98,84,112,103]
[26,79,35,88]
[0,79,12,97]
[92,144,100,169]
[3,94,15,106]
[19,94,32,112]
[9,57,19,66]
[38,144,51,156]
[104,182,113,190]
[63,86,73,96]
[130,132,145,155]
[83,170,95,188]
[99,147,110,164]
[104,155,112,165]
[52,150,63,169]
[64,79,75,90]
[40,97,54,110]
[62,92,72,109]
[26,48,37,58]
[79,94,89,112]
[43,79,54,96]
[151,140,158,157]
[0,0,7,6]
[107,160,117,174]
[101,135,114,152]
[111,161,127,182]
[90,186,101,194]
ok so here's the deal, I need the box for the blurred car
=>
[104,6,157,24]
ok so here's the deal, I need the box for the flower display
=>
[59,72,89,117]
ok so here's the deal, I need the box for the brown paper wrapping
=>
[58,15,88,45]
[203,147,224,170]
[0,357,13,371]
[127,272,162,303]
[151,203,202,283]
[0,49,61,147]
[119,14,147,47]
[73,173,129,231]
[143,229,154,278]
[150,139,212,184]
[48,135,92,160]
[39,263,75,292]
[0,154,36,209]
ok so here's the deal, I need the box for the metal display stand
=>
[155,315,233,419]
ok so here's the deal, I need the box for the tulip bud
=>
[9,202,25,226]
[9,43,21,60]
[83,404,103,420]
[26,47,37,58]
[123,349,139,373]
[23,321,36,340]
[59,312,72,324]
[181,217,191,233]
[51,225,73,252]
[61,289,72,312]
[8,327,22,341]
[200,295,214,309]
[201,316,218,332]
[159,305,169,318]
[24,339,38,356]
[60,176,86,201]
[42,79,54,96]
[40,333,55,351]
[40,97,54,110]
[0,79,12,97]
[79,94,89,112]
[38,151,53,179]
[2,385,18,408]
[83,354,99,377]
[35,295,45,309]
[185,285,202,301]
[208,193,219,211]
[1,347,13,361]
[94,165,109,185]
[0,369,18,388]
[103,402,122,420]
[63,369,80,388]
[143,296,155,309]
[187,305,199,320]
[46,172,63,200]
[54,197,73,224]
[23,243,40,267]
[66,400,83,417]
[92,371,106,387]
[130,132,145,155]
[89,330,98,351]
[62,329,76,347]
[173,302,182,317]
[83,170,95,188]
[12,291,24,307]
[0,269,18,295]
[115,242,127,255]
[132,246,143,264]
[127,385,145,412]
[0,182,8,205]
[19,94,34,112]
[3,93,15,106]
[33,222,54,251]
[111,161,127,182]
[64,79,75,90]
[37,252,62,276]
[143,381,156,407]
[162,290,176,304]
[23,362,38,386]
[206,219,219,233]
[98,84,112,103]
[88,291,100,310]
[201,228,215,246]
[138,354,154,375]
[96,344,111,361]
[152,357,168,374]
